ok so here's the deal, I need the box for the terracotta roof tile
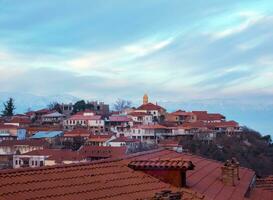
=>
[137,103,165,111]
[79,146,127,159]
[0,149,256,200]
[64,128,90,137]
[0,139,46,147]
[109,115,130,122]
[0,157,202,200]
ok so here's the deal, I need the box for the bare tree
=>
[113,99,132,112]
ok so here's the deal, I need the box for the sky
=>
[0,1,273,134]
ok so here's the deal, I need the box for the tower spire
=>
[143,93,148,105]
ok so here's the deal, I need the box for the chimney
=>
[128,159,195,188]
[152,190,182,200]
[221,158,240,186]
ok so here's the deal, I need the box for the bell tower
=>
[143,94,149,105]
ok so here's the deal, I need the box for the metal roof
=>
[31,131,63,138]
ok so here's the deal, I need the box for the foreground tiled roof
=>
[249,175,273,200]
[0,155,204,200]
[128,159,195,170]
[0,149,256,200]
[125,149,255,200]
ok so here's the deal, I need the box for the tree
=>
[113,99,132,112]
[262,135,272,144]
[2,98,15,117]
[48,102,62,113]
[72,100,86,114]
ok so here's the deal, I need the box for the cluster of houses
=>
[0,96,241,170]
[0,96,271,200]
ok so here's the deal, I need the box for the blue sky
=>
[0,1,273,124]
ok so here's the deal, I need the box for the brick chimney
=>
[128,159,195,188]
[221,158,240,186]
[152,190,182,200]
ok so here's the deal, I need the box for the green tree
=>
[2,98,15,116]
[72,100,86,114]
[48,102,62,113]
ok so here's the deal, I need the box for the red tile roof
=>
[0,139,46,147]
[64,128,90,137]
[0,154,203,200]
[125,149,255,200]
[110,137,140,143]
[158,139,181,148]
[128,159,195,170]
[0,124,22,129]
[35,109,51,114]
[79,146,127,159]
[68,114,101,121]
[250,176,273,200]
[192,111,225,121]
[23,149,84,163]
[0,148,258,200]
[207,121,239,128]
[87,134,113,142]
[137,103,165,111]
[128,112,152,117]
[109,115,130,122]
[171,110,194,116]
[180,121,207,129]
[9,116,32,124]
[138,124,170,130]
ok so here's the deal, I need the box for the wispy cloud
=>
[207,11,264,40]
[0,0,272,103]
[66,36,174,74]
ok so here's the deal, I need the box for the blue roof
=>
[31,131,63,139]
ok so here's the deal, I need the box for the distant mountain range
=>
[0,92,79,113]
[0,92,272,137]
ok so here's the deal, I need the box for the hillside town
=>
[0,94,272,200]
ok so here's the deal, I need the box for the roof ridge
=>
[0,149,164,175]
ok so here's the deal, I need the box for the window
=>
[15,160,18,165]
[40,161,44,166]
[35,161,38,166]
[32,160,34,166]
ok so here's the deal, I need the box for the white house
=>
[128,112,153,125]
[63,111,105,133]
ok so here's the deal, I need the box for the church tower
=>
[143,94,149,105]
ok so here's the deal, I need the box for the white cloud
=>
[208,11,264,40]
[66,37,174,74]
[123,37,174,57]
